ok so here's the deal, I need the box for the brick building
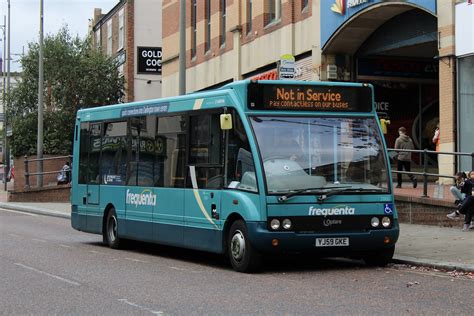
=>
[162,0,474,179]
[91,0,163,102]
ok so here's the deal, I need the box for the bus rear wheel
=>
[104,208,121,249]
[227,220,262,273]
[363,246,395,267]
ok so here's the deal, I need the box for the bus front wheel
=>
[363,246,395,267]
[104,208,122,249]
[227,220,262,273]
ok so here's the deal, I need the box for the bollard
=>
[24,154,30,189]
[422,149,428,198]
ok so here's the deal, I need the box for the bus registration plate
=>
[315,237,349,247]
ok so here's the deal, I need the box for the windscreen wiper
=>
[278,186,351,203]
[317,187,383,201]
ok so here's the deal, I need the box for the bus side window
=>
[188,112,223,189]
[156,115,186,188]
[78,122,90,184]
[88,123,102,184]
[101,121,127,186]
[225,110,257,192]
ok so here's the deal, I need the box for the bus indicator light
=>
[384,236,391,244]
[272,239,279,247]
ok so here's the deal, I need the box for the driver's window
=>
[225,109,257,192]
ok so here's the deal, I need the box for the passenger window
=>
[188,112,224,189]
[88,123,101,184]
[101,121,127,185]
[78,122,90,184]
[156,115,186,188]
[126,118,141,186]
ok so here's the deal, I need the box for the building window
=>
[107,20,112,56]
[302,0,309,11]
[95,28,101,51]
[205,0,211,53]
[191,0,197,58]
[246,0,252,35]
[266,0,281,25]
[220,0,226,47]
[118,8,124,51]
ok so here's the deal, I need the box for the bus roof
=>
[76,80,374,122]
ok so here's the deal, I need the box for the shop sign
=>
[321,0,437,49]
[137,47,162,75]
[249,69,278,81]
[278,54,296,80]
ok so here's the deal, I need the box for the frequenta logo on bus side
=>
[126,189,157,207]
[308,205,355,216]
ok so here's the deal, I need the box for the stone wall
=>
[8,185,70,202]
[395,195,460,227]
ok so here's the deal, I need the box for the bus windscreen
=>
[247,83,372,112]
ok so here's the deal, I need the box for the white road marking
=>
[14,263,81,286]
[125,257,148,263]
[88,250,101,254]
[118,299,164,315]
[59,244,72,248]
[31,238,47,243]
[169,266,202,273]
[9,233,20,238]
[0,208,37,216]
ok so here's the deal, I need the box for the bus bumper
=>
[246,222,399,255]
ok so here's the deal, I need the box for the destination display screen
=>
[247,83,373,112]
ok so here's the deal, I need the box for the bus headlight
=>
[382,217,391,228]
[371,217,380,228]
[270,219,280,230]
[282,219,292,230]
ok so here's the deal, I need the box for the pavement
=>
[0,181,472,272]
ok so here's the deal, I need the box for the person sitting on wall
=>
[57,162,71,185]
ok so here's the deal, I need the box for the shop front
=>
[320,0,439,165]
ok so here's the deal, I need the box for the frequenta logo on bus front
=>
[308,205,355,216]
[126,189,157,207]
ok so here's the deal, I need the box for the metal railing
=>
[24,154,72,189]
[387,148,474,198]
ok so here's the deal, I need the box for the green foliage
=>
[8,26,125,157]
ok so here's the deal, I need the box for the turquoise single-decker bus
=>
[71,80,398,272]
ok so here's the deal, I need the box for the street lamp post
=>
[179,0,185,95]
[1,16,6,190]
[5,0,10,190]
[37,0,44,187]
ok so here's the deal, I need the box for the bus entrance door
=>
[184,166,222,252]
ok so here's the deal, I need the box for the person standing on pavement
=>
[394,126,417,189]
[432,122,440,152]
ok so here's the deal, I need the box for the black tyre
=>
[363,246,395,267]
[227,220,262,273]
[104,208,122,249]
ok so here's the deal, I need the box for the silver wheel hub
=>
[231,230,245,261]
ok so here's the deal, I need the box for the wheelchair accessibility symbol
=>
[384,203,393,214]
